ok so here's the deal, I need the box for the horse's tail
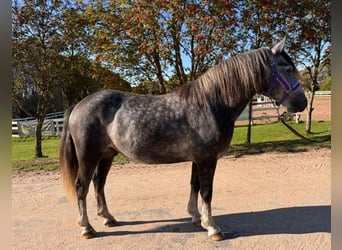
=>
[60,105,78,204]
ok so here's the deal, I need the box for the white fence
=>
[12,112,64,137]
[315,90,331,96]
[237,100,285,124]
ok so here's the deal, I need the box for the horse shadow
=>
[97,205,330,239]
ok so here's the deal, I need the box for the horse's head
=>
[265,38,307,113]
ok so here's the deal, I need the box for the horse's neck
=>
[208,77,257,112]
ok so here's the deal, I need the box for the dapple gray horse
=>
[60,38,307,240]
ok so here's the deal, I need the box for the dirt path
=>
[12,148,331,250]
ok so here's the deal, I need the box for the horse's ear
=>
[271,37,286,54]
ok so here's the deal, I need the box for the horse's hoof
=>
[192,220,202,228]
[210,232,225,241]
[81,228,97,239]
[104,219,118,227]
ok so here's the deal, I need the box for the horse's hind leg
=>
[93,150,118,227]
[75,158,98,239]
[187,162,201,227]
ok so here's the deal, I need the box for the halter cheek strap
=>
[267,63,301,105]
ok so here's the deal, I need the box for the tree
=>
[60,53,134,107]
[82,0,237,93]
[57,3,132,108]
[12,0,65,157]
[281,0,331,134]
[57,3,99,107]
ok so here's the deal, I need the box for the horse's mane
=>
[175,47,272,108]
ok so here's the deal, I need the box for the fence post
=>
[245,100,253,144]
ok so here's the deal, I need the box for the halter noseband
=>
[267,63,301,105]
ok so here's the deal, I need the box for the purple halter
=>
[267,63,301,105]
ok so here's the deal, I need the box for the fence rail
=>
[236,101,287,124]
[12,112,64,137]
[314,90,331,96]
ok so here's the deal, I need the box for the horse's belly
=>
[113,137,192,164]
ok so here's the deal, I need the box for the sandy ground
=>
[12,148,331,250]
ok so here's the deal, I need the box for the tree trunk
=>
[35,118,44,158]
[305,89,315,134]
[35,93,48,158]
[171,24,187,85]
[152,49,166,94]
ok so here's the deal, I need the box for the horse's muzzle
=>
[286,92,307,113]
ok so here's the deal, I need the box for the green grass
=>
[12,121,331,171]
[231,120,331,144]
[12,136,60,171]
[12,136,59,161]
[228,120,331,156]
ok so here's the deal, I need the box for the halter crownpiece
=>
[267,62,301,105]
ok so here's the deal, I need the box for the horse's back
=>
[72,90,125,121]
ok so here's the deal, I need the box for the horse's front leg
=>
[187,163,201,226]
[198,157,225,241]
